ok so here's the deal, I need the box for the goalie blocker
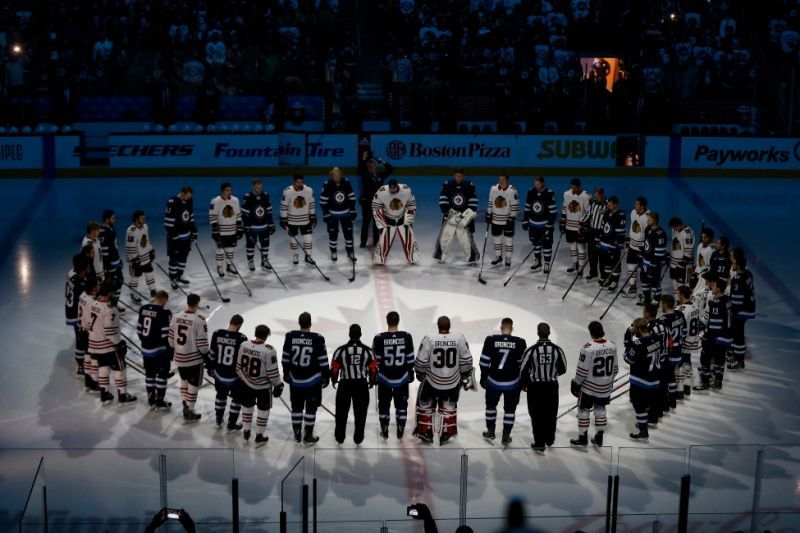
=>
[372,180,421,265]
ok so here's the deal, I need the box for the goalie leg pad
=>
[398,226,420,264]
[458,208,476,227]
[438,221,457,258]
[373,227,395,265]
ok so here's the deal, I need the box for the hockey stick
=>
[503,246,536,287]
[600,263,640,320]
[254,241,288,291]
[561,256,591,301]
[290,234,331,282]
[123,280,152,303]
[538,232,563,291]
[589,249,628,307]
[556,372,631,419]
[193,242,231,303]
[432,217,447,262]
[153,261,188,296]
[348,253,357,283]
[477,224,490,285]
[226,257,252,297]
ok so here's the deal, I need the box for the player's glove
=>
[415,372,425,383]
[350,211,357,221]
[559,218,566,233]
[311,216,318,229]
[273,383,284,397]
[368,374,376,388]
[521,220,529,231]
[323,212,331,223]
[570,380,581,398]
[407,370,414,384]
[268,224,276,235]
[116,340,128,358]
[129,261,142,278]
[485,213,492,224]
[191,227,198,241]
[461,371,474,391]
[211,225,220,243]
[149,250,155,262]
[280,219,288,231]
[479,374,487,389]
[236,227,244,240]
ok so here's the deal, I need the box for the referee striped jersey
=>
[521,340,567,382]
[582,199,606,231]
[332,340,378,382]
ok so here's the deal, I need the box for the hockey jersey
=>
[709,250,731,283]
[706,295,733,345]
[561,189,591,232]
[281,330,329,388]
[99,224,122,270]
[440,179,478,215]
[372,331,415,387]
[660,310,686,365]
[670,227,694,269]
[82,236,104,280]
[209,329,248,383]
[624,333,661,389]
[730,269,756,317]
[487,184,519,225]
[642,225,667,266]
[677,300,701,352]
[164,195,196,241]
[523,187,557,229]
[65,271,86,327]
[137,303,172,357]
[237,339,281,390]
[574,339,618,398]
[241,191,275,233]
[87,300,121,355]
[280,185,316,226]
[372,184,417,225]
[126,223,154,265]
[599,209,627,250]
[168,310,209,367]
[695,243,714,273]
[647,318,669,364]
[479,334,527,390]
[415,332,473,390]
[628,209,650,251]
[320,178,356,219]
[78,292,94,332]
[209,195,242,236]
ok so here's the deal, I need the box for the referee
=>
[582,187,607,280]
[331,324,377,445]
[521,322,567,454]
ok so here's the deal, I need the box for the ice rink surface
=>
[0,174,799,531]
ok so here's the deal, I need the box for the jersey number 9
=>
[141,316,152,337]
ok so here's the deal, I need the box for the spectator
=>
[205,30,226,67]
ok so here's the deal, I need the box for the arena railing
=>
[18,456,46,532]
[281,455,308,533]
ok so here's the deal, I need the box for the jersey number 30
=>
[432,347,457,368]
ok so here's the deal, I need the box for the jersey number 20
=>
[592,356,615,377]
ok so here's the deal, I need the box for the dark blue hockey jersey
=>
[624,333,661,389]
[730,269,755,317]
[480,334,528,390]
[522,187,557,228]
[99,224,122,270]
[709,250,732,283]
[320,178,356,219]
[241,191,275,233]
[209,328,248,383]
[281,331,329,387]
[707,295,733,345]
[659,310,686,365]
[439,179,479,215]
[642,225,667,265]
[599,208,627,250]
[137,303,172,357]
[372,331,415,387]
[164,195,196,240]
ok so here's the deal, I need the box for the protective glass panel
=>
[617,447,686,515]
[281,456,306,532]
[316,520,386,533]
[688,444,761,514]
[760,444,800,514]
[162,448,234,524]
[18,457,46,532]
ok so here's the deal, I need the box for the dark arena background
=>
[1,0,799,531]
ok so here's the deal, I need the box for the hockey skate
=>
[397,426,404,440]
[629,427,649,443]
[255,434,269,448]
[543,263,551,274]
[567,263,579,273]
[170,279,179,290]
[623,286,637,298]
[100,390,114,404]
[607,281,618,291]
[216,266,225,278]
[294,428,302,443]
[501,431,512,448]
[491,257,503,266]
[177,276,190,285]
[727,361,745,371]
[303,432,320,446]
[292,254,299,266]
[693,382,711,395]
[530,258,542,272]
[482,430,496,443]
[570,433,589,451]
[439,433,454,446]
[347,251,357,263]
[148,393,156,407]
[75,365,85,378]
[118,392,137,405]
[215,414,224,428]
[248,259,255,272]
[414,428,434,444]
[149,289,157,298]
[153,398,171,410]
[505,259,511,271]
[227,421,243,433]
[590,431,604,448]
[379,427,389,440]
[683,385,691,399]
[531,444,546,455]
[710,380,723,392]
[261,258,271,271]
[130,292,142,304]
[243,430,251,442]
[330,250,338,262]
[226,264,238,275]
[182,404,201,423]
[305,255,315,265]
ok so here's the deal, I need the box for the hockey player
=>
[164,186,197,288]
[643,302,669,425]
[209,182,243,277]
[693,275,732,393]
[522,176,557,273]
[332,324,378,445]
[66,255,92,377]
[639,211,667,306]
[99,210,123,303]
[241,178,276,272]
[168,293,209,422]
[728,248,756,371]
[709,236,731,285]
[359,153,394,247]
[280,174,317,266]
[694,227,715,277]
[559,178,591,275]
[137,290,173,410]
[414,316,473,446]
[208,314,247,431]
[624,197,650,297]
[372,311,415,439]
[659,295,686,411]
[433,168,480,264]
[582,187,607,280]
[597,196,627,290]
[667,218,694,296]
[125,210,156,303]
[82,221,104,282]
[78,274,100,392]
[624,318,661,442]
[372,179,420,265]
[521,322,567,453]
[486,175,519,269]
[676,286,701,398]
[282,312,329,445]
[236,324,283,447]
[88,284,136,404]
[480,318,527,447]
[570,321,617,449]
[320,167,357,262]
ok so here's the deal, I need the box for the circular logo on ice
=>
[255,206,265,218]
[452,193,465,207]
[385,140,407,161]
[334,191,346,204]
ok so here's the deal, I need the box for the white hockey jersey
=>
[574,338,618,398]
[629,209,650,250]
[280,185,316,226]
[670,226,695,269]
[372,184,417,225]
[209,195,242,236]
[415,332,473,390]
[81,236,104,279]
[87,300,121,355]
[78,292,94,332]
[125,223,154,265]
[695,242,714,273]
[168,310,209,367]
[237,339,281,390]
[561,189,591,232]
[677,300,701,352]
[487,184,519,225]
